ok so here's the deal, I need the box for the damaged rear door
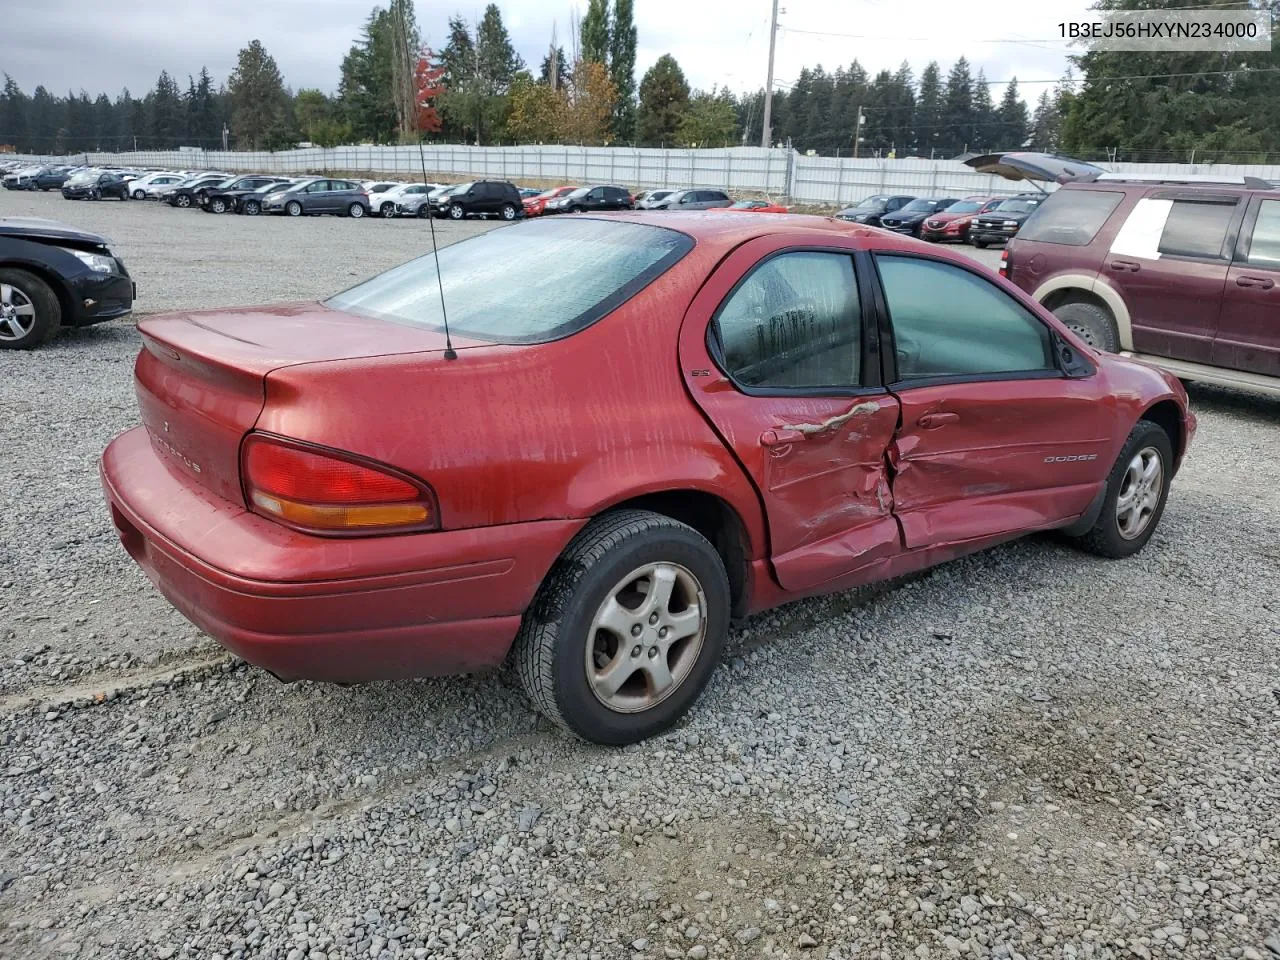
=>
[679,235,902,593]
[869,251,1114,549]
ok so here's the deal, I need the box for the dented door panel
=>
[889,379,1114,549]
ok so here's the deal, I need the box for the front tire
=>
[514,510,729,745]
[132,189,146,199]
[449,203,464,220]
[1052,300,1120,353]
[0,269,61,350]
[286,201,303,217]
[971,237,988,248]
[209,198,228,213]
[242,200,261,216]
[1067,420,1173,559]
[175,194,191,208]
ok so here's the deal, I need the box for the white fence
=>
[11,145,1280,206]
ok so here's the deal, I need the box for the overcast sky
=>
[3,0,1091,105]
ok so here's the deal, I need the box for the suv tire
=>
[1067,420,1173,560]
[513,509,729,745]
[500,203,517,221]
[449,203,464,220]
[1053,300,1119,353]
[0,268,62,350]
[971,237,988,248]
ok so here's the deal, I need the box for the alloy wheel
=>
[0,283,37,343]
[585,562,707,714]
[1116,446,1163,540]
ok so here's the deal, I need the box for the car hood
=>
[0,217,110,245]
[926,210,975,223]
[979,209,1035,222]
[883,210,929,222]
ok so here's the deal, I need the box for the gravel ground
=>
[1,190,1278,960]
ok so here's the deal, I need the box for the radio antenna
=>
[417,137,457,360]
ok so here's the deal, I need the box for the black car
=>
[550,184,635,214]
[33,167,74,190]
[431,180,525,220]
[877,197,964,237]
[0,216,135,349]
[165,174,233,208]
[62,173,131,201]
[834,194,915,227]
[201,177,292,214]
[968,194,1045,248]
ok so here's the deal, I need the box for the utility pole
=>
[760,0,780,148]
[852,105,864,158]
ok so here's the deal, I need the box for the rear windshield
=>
[326,218,695,344]
[1017,189,1123,245]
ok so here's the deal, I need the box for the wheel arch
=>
[591,488,756,619]
[0,259,76,327]
[1139,398,1185,472]
[1033,274,1134,351]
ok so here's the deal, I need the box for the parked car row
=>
[835,192,1043,245]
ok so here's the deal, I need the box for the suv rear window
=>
[326,218,694,344]
[1017,189,1123,246]
[1158,199,1236,259]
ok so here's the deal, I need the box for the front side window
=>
[1246,199,1280,266]
[877,256,1054,380]
[326,218,693,344]
[1017,189,1124,246]
[713,252,861,390]
[1158,199,1236,259]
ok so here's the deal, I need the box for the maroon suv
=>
[1004,176,1280,395]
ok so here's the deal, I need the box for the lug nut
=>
[631,624,643,637]
[659,626,669,638]
[631,645,642,658]
[648,613,659,625]
[648,647,658,658]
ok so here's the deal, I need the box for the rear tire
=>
[513,509,730,745]
[416,204,432,218]
[347,202,365,218]
[1067,420,1173,560]
[500,203,517,221]
[1052,300,1120,353]
[0,268,61,350]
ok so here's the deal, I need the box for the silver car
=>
[645,188,732,211]
[635,189,676,210]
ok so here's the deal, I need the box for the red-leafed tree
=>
[415,46,445,133]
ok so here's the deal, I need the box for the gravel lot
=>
[2,190,1278,960]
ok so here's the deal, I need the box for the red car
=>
[101,214,1195,745]
[712,199,790,214]
[920,195,1004,243]
[523,185,575,217]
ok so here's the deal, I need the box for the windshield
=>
[647,190,673,202]
[253,182,281,194]
[448,182,474,196]
[942,200,982,214]
[853,195,889,209]
[326,218,694,344]
[566,187,590,199]
[901,199,942,213]
[536,188,562,199]
[996,198,1041,214]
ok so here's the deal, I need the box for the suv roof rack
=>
[1093,172,1277,188]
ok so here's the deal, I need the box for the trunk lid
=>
[134,301,480,503]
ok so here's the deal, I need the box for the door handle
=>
[918,412,959,429]
[761,428,805,448]
[1110,260,1140,272]
[1236,275,1275,289]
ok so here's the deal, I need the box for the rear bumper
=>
[101,427,584,682]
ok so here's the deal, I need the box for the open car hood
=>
[961,152,1107,184]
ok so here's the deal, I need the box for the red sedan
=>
[523,185,575,217]
[102,214,1195,744]
[920,195,1003,243]
[712,199,790,214]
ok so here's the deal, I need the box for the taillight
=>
[999,248,1009,279]
[240,434,438,535]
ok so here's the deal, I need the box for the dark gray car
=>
[646,188,732,211]
[262,178,370,218]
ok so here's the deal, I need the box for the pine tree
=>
[971,70,994,152]
[997,79,1029,149]
[942,56,974,156]
[92,93,114,149]
[227,40,291,149]
[636,54,689,145]
[609,0,637,141]
[1030,90,1059,151]
[916,62,943,158]
[580,0,610,66]
[540,46,569,89]
[1,75,30,152]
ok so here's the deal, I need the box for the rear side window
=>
[1245,199,1280,266]
[1158,199,1236,259]
[877,256,1054,379]
[1016,189,1123,246]
[326,218,693,344]
[713,252,861,389]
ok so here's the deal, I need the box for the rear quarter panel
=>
[254,236,768,559]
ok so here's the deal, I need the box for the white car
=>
[374,182,440,217]
[129,172,187,199]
